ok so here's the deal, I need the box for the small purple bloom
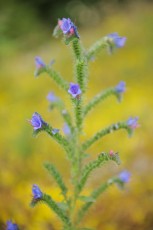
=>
[107,32,126,48]
[63,123,71,136]
[32,184,43,199]
[68,83,82,98]
[59,18,72,34]
[47,92,59,102]
[6,220,18,230]
[35,56,46,69]
[52,128,60,135]
[30,112,46,130]
[127,117,139,129]
[115,81,126,93]
[58,18,79,38]
[119,171,131,183]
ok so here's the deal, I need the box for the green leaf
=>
[78,196,96,203]
[44,162,68,196]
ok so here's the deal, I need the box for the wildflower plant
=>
[6,18,139,230]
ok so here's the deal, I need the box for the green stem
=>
[83,87,117,117]
[82,122,129,151]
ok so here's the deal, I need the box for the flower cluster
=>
[29,112,47,130]
[58,18,79,38]
[6,220,19,230]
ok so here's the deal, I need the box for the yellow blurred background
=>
[0,1,153,229]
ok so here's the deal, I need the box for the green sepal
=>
[64,35,79,45]
[53,24,63,38]
[44,162,68,196]
[34,66,46,77]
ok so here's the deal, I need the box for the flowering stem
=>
[46,67,69,91]
[86,37,108,61]
[83,87,118,117]
[82,122,130,151]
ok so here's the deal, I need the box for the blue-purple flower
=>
[63,123,71,136]
[119,171,131,183]
[32,184,43,199]
[68,83,82,98]
[47,92,59,102]
[115,81,126,93]
[34,56,46,77]
[35,56,46,69]
[51,128,60,135]
[127,117,139,129]
[58,18,79,38]
[30,112,46,130]
[6,220,19,230]
[107,32,126,48]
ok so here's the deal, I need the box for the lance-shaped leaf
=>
[82,121,132,151]
[76,177,120,224]
[44,162,68,197]
[46,67,69,91]
[77,152,120,194]
[31,193,71,227]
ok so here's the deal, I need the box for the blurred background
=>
[0,0,153,229]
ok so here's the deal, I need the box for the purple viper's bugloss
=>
[115,81,126,93]
[107,32,126,48]
[119,171,131,183]
[58,18,79,38]
[68,83,82,98]
[6,220,19,230]
[32,184,43,199]
[30,112,46,130]
[127,117,139,129]
[35,56,46,69]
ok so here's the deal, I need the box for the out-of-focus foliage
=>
[0,1,153,230]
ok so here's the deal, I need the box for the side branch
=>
[86,37,108,61]
[83,87,117,117]
[77,152,120,194]
[43,125,73,159]
[76,178,119,224]
[46,67,69,91]
[82,122,130,151]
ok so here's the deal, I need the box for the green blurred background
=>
[1,0,153,229]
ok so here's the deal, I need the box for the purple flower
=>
[68,83,82,98]
[119,171,131,183]
[51,128,60,135]
[107,32,126,48]
[63,123,71,136]
[115,81,126,93]
[58,18,79,38]
[35,56,46,69]
[127,117,139,129]
[32,184,43,199]
[6,220,18,230]
[30,112,46,130]
[47,92,59,102]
